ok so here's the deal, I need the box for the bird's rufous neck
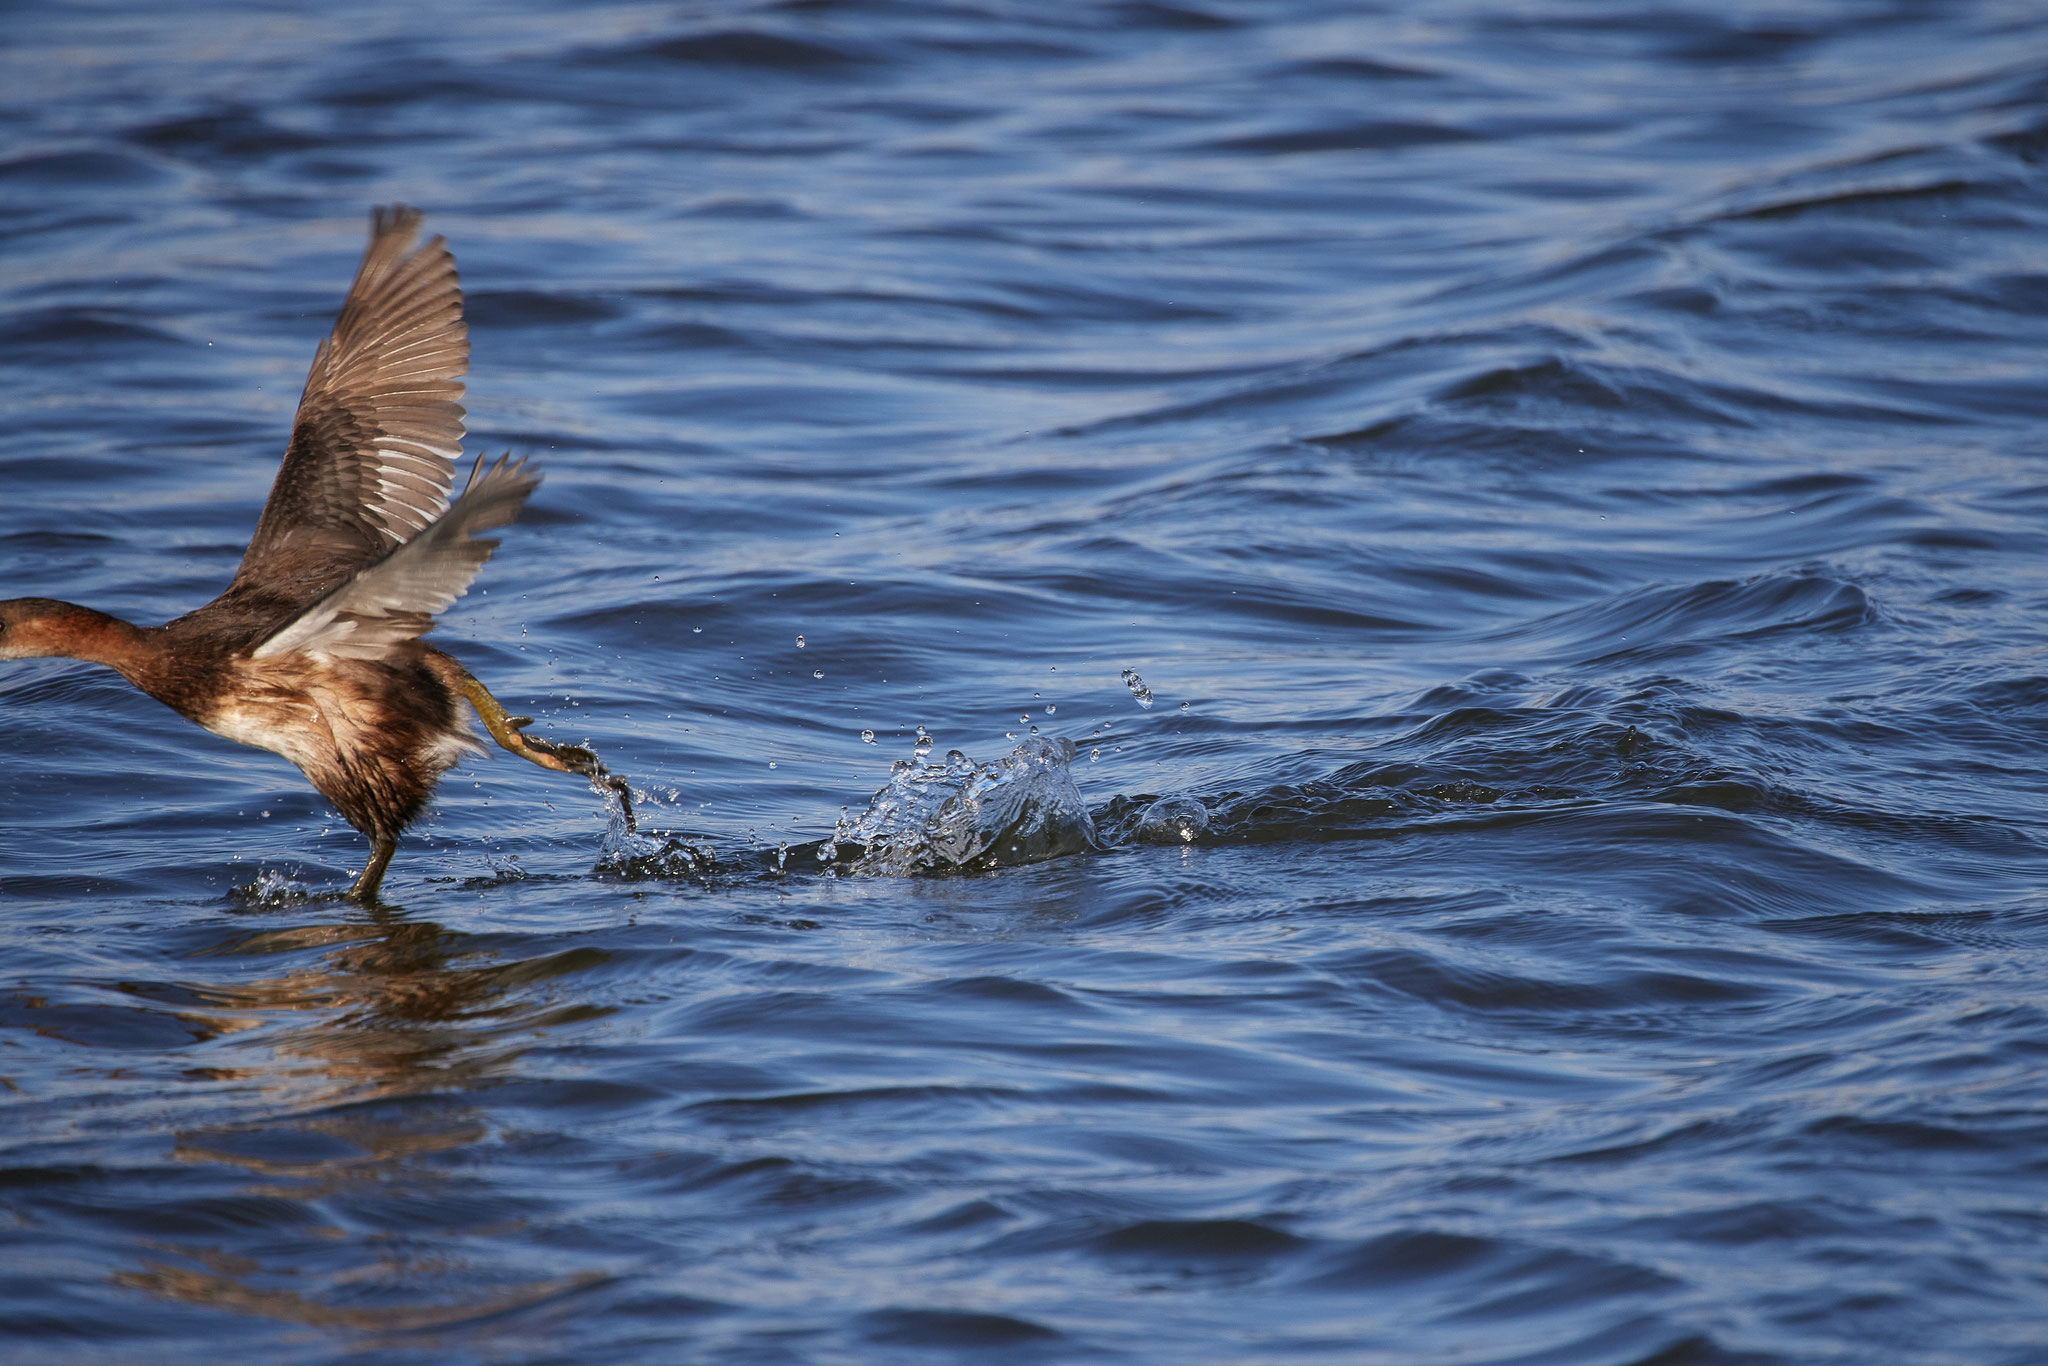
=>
[35,605,160,682]
[83,617,175,695]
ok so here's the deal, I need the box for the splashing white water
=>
[834,735,1099,875]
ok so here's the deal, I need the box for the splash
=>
[226,867,314,907]
[833,735,1099,875]
[1134,796,1209,844]
[592,775,707,878]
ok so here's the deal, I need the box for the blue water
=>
[7,1,2048,1361]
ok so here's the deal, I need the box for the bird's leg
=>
[432,657,637,831]
[350,837,396,902]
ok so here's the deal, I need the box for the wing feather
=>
[230,205,469,603]
[253,456,539,662]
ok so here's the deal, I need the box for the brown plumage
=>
[0,207,627,901]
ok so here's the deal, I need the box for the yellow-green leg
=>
[430,656,637,829]
[350,836,396,902]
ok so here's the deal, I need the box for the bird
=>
[0,206,628,901]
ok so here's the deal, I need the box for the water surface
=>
[6,1,2048,1361]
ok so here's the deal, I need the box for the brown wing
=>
[229,205,468,603]
[254,455,539,661]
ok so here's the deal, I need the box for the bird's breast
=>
[197,657,478,784]
[200,688,334,772]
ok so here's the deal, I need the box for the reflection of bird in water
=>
[186,907,570,1098]
[117,908,605,1334]
[0,207,628,899]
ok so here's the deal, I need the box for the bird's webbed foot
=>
[434,657,638,831]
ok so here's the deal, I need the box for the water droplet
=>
[692,626,702,634]
[795,635,806,648]
[768,761,778,769]
[1180,701,1189,713]
[1090,748,1100,761]
[861,730,876,744]
[1029,725,1039,734]
[1123,668,1154,709]
[813,669,824,679]
[1005,731,1016,740]
[1045,704,1056,714]
[1019,713,1031,724]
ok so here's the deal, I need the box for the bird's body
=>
[3,600,477,841]
[0,207,621,900]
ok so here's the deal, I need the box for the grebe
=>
[0,206,627,901]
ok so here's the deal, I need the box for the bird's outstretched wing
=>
[253,455,539,661]
[231,205,468,603]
